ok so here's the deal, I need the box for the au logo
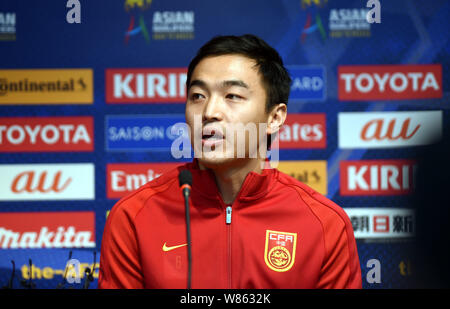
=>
[264,230,297,272]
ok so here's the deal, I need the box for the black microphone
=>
[178,169,192,289]
[2,260,15,289]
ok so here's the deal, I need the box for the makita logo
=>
[338,64,442,100]
[0,212,95,249]
[338,111,442,148]
[273,113,326,149]
[0,227,95,249]
[340,160,417,196]
[0,163,95,201]
[107,162,180,199]
[0,116,93,152]
[106,68,187,103]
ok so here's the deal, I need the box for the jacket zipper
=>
[225,205,232,289]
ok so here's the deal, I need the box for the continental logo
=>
[277,160,327,195]
[0,69,93,104]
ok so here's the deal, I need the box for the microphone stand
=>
[83,251,96,289]
[56,250,73,289]
[1,261,15,289]
[20,259,35,289]
[179,170,193,289]
[183,186,192,289]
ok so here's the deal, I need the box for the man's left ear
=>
[267,103,287,135]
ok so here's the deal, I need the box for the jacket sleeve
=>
[300,188,362,289]
[314,198,362,289]
[98,199,144,289]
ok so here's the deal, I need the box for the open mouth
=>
[202,130,223,139]
[201,128,224,147]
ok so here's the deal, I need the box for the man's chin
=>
[196,154,234,169]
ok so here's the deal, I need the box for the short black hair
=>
[186,34,291,113]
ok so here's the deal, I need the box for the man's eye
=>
[190,93,205,101]
[226,94,243,100]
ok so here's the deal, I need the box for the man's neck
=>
[199,158,264,205]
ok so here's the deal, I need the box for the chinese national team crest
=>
[264,230,297,272]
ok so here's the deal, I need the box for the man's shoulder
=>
[275,169,351,229]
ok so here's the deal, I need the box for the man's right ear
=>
[266,103,287,136]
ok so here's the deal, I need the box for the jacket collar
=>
[186,159,277,206]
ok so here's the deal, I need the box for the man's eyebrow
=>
[188,79,250,90]
[222,80,249,89]
[188,79,207,90]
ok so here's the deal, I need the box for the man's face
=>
[185,54,270,168]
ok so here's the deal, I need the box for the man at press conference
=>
[98,34,362,289]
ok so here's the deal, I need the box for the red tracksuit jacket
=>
[99,160,362,289]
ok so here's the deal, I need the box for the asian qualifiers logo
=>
[124,0,153,44]
[0,12,16,41]
[300,0,379,42]
[300,0,328,43]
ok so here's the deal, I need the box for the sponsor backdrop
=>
[0,0,448,289]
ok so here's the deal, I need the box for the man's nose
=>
[202,94,223,122]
